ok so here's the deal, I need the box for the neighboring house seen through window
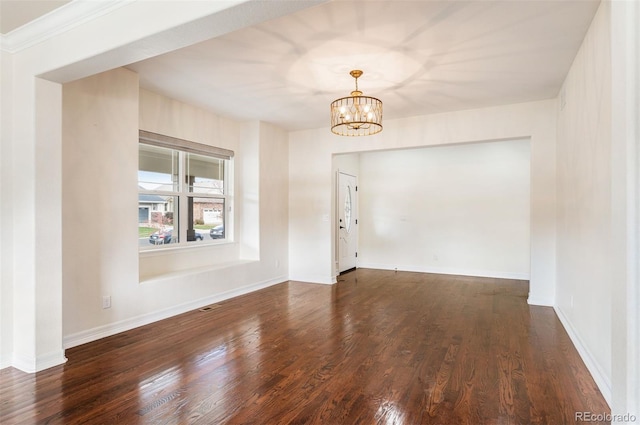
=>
[138,131,233,249]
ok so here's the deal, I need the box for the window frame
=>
[138,131,233,251]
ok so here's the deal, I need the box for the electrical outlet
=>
[102,295,111,309]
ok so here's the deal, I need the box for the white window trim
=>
[138,131,233,251]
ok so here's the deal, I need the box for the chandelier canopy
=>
[330,70,383,137]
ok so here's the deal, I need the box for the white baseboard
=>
[0,351,12,370]
[8,350,65,373]
[554,305,612,407]
[8,349,67,373]
[288,274,336,285]
[10,354,36,373]
[63,276,287,349]
[527,296,554,307]
[37,350,68,371]
[356,262,530,281]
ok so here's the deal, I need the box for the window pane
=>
[188,197,224,242]
[186,153,224,195]
[138,137,231,250]
[139,144,179,191]
[139,196,179,246]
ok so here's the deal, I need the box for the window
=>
[138,131,233,249]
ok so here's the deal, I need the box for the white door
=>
[337,172,358,273]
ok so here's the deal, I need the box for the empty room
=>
[1,0,638,424]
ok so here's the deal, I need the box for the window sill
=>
[139,258,256,284]
[139,240,233,258]
[139,240,246,282]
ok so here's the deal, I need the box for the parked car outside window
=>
[149,228,203,244]
[209,225,224,239]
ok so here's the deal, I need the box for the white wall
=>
[34,78,65,370]
[0,48,13,368]
[290,100,556,304]
[2,0,637,415]
[61,70,290,348]
[2,72,66,372]
[610,0,640,419]
[555,1,640,414]
[357,140,530,279]
[554,1,613,404]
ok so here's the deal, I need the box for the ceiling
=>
[0,0,70,34]
[3,0,600,132]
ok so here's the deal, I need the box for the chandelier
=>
[330,70,383,136]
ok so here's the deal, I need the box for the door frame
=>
[336,170,358,274]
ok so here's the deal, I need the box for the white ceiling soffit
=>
[127,0,600,132]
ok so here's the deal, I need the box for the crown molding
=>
[1,0,133,54]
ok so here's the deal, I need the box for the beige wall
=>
[138,88,242,278]
[61,71,290,348]
[62,68,140,340]
[1,0,287,374]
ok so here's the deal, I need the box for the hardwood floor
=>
[1,269,610,424]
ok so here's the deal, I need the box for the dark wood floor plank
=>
[0,269,610,424]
